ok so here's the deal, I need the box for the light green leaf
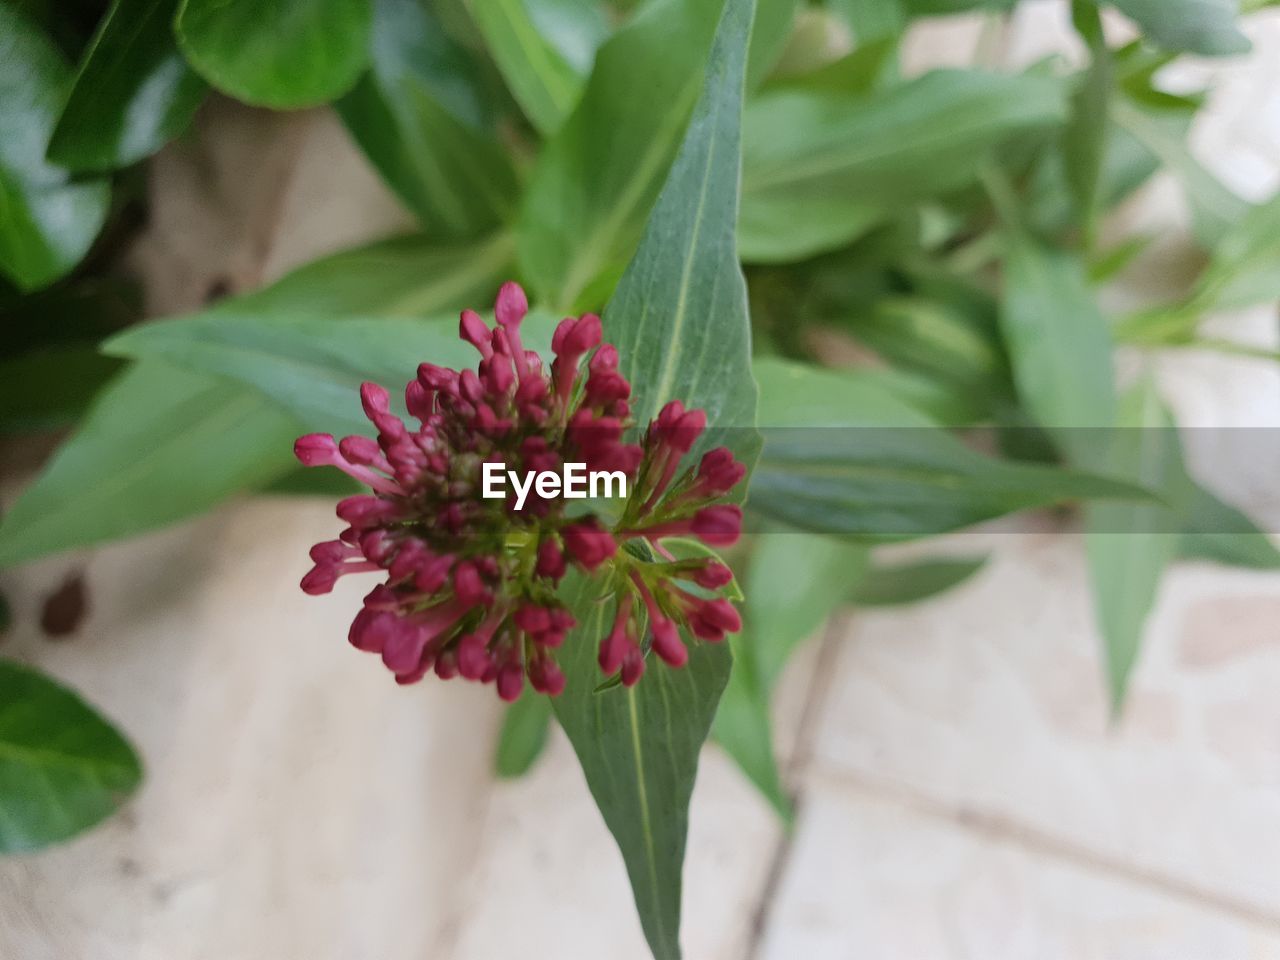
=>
[0,3,110,291]
[338,0,518,237]
[1113,97,1249,247]
[751,359,1148,541]
[1107,0,1250,56]
[1189,191,1280,310]
[109,312,556,435]
[207,232,514,318]
[1061,0,1112,245]
[1084,377,1183,710]
[848,554,987,605]
[46,0,207,172]
[0,659,142,852]
[1179,481,1280,569]
[176,0,372,108]
[552,0,757,955]
[714,534,866,818]
[0,362,298,565]
[998,236,1117,462]
[467,0,607,135]
[740,70,1067,262]
[494,691,553,778]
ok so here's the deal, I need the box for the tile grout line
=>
[745,613,857,959]
[813,763,1280,934]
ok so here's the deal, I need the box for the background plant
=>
[2,0,1279,956]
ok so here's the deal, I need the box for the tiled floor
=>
[2,9,1279,959]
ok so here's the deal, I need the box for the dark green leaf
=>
[1107,0,1250,56]
[494,691,553,778]
[0,659,141,852]
[338,0,518,236]
[0,3,110,291]
[516,0,721,310]
[1084,377,1182,711]
[46,0,207,172]
[468,0,606,135]
[847,554,987,605]
[0,345,122,433]
[553,574,730,960]
[553,1,757,955]
[751,359,1148,540]
[0,362,298,565]
[175,0,372,108]
[714,534,866,818]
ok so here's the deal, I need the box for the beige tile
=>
[811,532,1280,921]
[0,500,501,960]
[446,731,780,960]
[760,773,1280,960]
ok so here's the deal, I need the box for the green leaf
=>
[847,554,987,605]
[1179,481,1280,569]
[0,345,123,433]
[997,234,1117,462]
[740,70,1067,262]
[826,0,906,42]
[751,359,1148,541]
[1061,0,1112,245]
[175,0,372,108]
[552,1,757,955]
[0,362,298,565]
[109,312,557,435]
[553,574,731,960]
[1188,191,1280,310]
[337,0,518,236]
[516,0,722,310]
[1113,97,1249,247]
[0,659,142,852]
[714,534,866,818]
[0,3,110,291]
[46,0,206,172]
[1084,377,1183,711]
[467,0,606,135]
[494,691,553,778]
[1106,0,1250,56]
[206,232,514,318]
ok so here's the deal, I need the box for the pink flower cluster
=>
[296,282,746,701]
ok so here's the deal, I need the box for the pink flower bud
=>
[693,561,734,590]
[691,504,742,547]
[536,539,566,580]
[294,433,339,467]
[496,662,525,701]
[460,309,493,356]
[650,618,687,667]
[495,281,528,328]
[696,446,746,494]
[405,380,434,421]
[562,521,617,570]
[621,648,645,687]
[360,382,392,422]
[301,564,339,595]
